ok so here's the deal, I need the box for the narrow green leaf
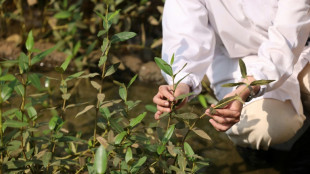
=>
[162,124,175,144]
[110,119,123,133]
[94,10,105,20]
[125,147,132,164]
[99,107,111,120]
[49,115,59,130]
[184,142,195,157]
[174,113,198,120]
[94,145,108,174]
[111,32,136,43]
[31,46,56,65]
[78,73,99,79]
[73,41,81,56]
[145,104,157,113]
[26,30,34,51]
[99,56,107,67]
[250,80,275,86]
[86,40,97,56]
[54,11,71,19]
[4,119,27,128]
[119,86,127,101]
[108,9,120,21]
[127,74,138,89]
[60,55,73,72]
[65,71,84,81]
[114,131,127,145]
[105,62,120,77]
[75,105,94,118]
[174,73,190,91]
[130,156,147,173]
[192,127,211,141]
[14,84,24,96]
[97,29,108,37]
[239,59,247,78]
[175,92,194,101]
[175,63,188,76]
[214,95,239,110]
[101,38,109,53]
[154,57,173,76]
[198,95,207,108]
[28,73,42,90]
[170,53,175,65]
[221,82,245,88]
[129,112,146,128]
[19,52,29,73]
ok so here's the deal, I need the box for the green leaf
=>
[192,127,211,141]
[162,124,175,144]
[119,86,127,101]
[99,107,111,120]
[212,95,240,112]
[111,32,136,43]
[73,41,81,56]
[127,74,138,89]
[1,84,13,102]
[91,80,102,90]
[108,9,120,21]
[43,152,52,167]
[78,73,99,79]
[170,53,175,65]
[184,142,194,157]
[250,80,275,86]
[94,145,108,174]
[99,56,107,67]
[54,11,71,19]
[174,73,190,91]
[145,104,157,113]
[14,84,24,96]
[114,131,127,145]
[0,74,15,81]
[110,119,123,133]
[4,119,27,128]
[125,147,132,164]
[239,59,247,79]
[75,105,94,118]
[130,156,147,173]
[101,38,109,53]
[86,40,97,56]
[26,30,34,51]
[97,29,108,37]
[221,82,245,88]
[19,52,29,73]
[129,112,146,128]
[27,106,37,120]
[60,55,73,72]
[198,95,207,108]
[65,71,84,81]
[175,63,188,76]
[28,73,42,90]
[49,115,59,130]
[154,57,173,77]
[174,113,198,120]
[175,92,194,101]
[105,62,120,77]
[94,10,105,20]
[31,46,56,65]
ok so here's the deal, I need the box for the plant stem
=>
[0,100,3,163]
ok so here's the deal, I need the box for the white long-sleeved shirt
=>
[161,0,310,114]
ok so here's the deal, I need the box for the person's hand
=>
[206,76,260,131]
[205,92,243,132]
[153,83,190,120]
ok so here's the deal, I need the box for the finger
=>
[154,111,163,120]
[209,119,232,132]
[153,93,170,107]
[157,105,171,113]
[209,115,239,124]
[158,86,174,101]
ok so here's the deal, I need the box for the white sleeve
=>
[161,0,216,96]
[243,0,310,94]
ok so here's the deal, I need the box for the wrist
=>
[237,76,260,102]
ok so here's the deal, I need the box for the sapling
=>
[154,55,274,173]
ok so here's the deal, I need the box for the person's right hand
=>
[153,83,190,120]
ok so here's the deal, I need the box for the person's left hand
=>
[205,91,243,132]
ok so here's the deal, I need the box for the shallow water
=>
[5,71,283,174]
